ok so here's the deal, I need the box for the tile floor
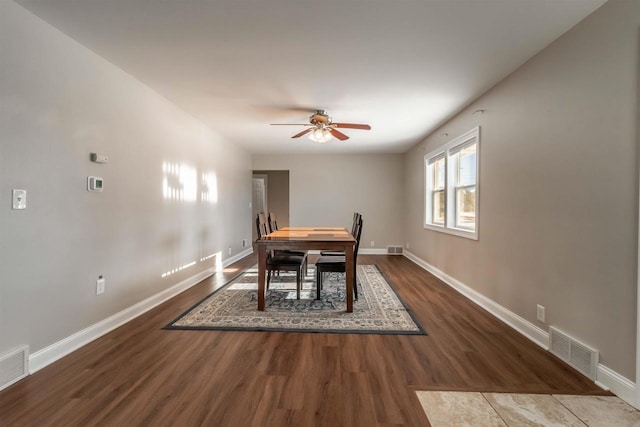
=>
[416,391,640,426]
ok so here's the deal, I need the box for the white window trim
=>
[424,126,480,240]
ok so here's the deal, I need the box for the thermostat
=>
[90,153,109,163]
[87,176,104,192]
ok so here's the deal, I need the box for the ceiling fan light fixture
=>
[308,127,333,143]
[271,110,370,142]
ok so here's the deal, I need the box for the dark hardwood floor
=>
[0,255,608,426]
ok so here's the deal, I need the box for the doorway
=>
[252,170,290,241]
[252,174,268,242]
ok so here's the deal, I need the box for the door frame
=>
[252,174,268,241]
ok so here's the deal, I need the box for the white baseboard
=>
[596,364,637,407]
[29,247,253,374]
[403,250,637,407]
[226,247,254,266]
[403,251,548,349]
[360,248,389,255]
[308,248,389,255]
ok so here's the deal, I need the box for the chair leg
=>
[296,269,301,300]
[354,269,358,301]
[267,268,271,289]
[316,268,322,300]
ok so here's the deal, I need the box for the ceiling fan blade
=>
[333,123,371,130]
[270,123,312,126]
[291,128,313,138]
[329,128,349,141]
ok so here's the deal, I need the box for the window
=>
[429,155,445,226]
[424,127,479,239]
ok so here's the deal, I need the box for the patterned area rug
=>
[166,264,425,334]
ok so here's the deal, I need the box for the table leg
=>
[345,244,354,313]
[257,244,267,311]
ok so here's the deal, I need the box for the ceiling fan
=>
[270,110,371,143]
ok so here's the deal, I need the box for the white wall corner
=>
[29,248,254,374]
[403,250,637,407]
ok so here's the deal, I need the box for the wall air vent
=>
[0,346,29,392]
[549,327,598,380]
[387,246,403,255]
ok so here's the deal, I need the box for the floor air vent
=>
[0,346,29,391]
[387,246,403,255]
[549,327,598,380]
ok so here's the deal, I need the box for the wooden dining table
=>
[255,227,357,312]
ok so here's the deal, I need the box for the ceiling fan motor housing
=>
[310,110,331,125]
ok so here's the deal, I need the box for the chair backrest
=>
[256,212,270,238]
[351,212,362,236]
[353,217,363,262]
[268,212,279,232]
[256,213,279,258]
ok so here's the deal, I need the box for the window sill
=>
[424,223,478,240]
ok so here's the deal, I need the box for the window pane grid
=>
[455,185,476,230]
[433,157,445,190]
[424,127,479,239]
[432,190,445,225]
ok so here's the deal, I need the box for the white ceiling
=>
[16,0,606,154]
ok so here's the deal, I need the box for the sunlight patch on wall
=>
[200,251,223,272]
[162,162,197,202]
[200,253,217,261]
[201,171,218,204]
[161,261,196,278]
[160,161,224,279]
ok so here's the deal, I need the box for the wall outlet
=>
[536,304,545,323]
[96,276,105,295]
[242,239,246,248]
[370,241,375,247]
[406,242,410,249]
[228,246,232,255]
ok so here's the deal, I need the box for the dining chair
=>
[320,212,361,257]
[315,216,363,301]
[257,212,270,236]
[267,211,308,274]
[267,211,279,233]
[256,213,307,299]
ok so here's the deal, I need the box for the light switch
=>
[12,189,26,209]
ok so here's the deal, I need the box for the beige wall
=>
[0,2,252,356]
[252,154,405,251]
[404,0,639,379]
